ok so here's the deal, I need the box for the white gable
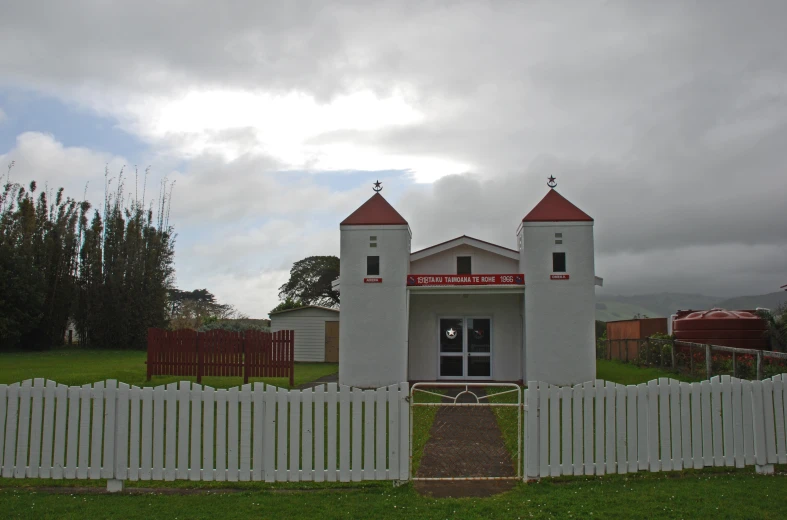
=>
[409,237,519,275]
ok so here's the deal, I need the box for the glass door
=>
[438,317,492,379]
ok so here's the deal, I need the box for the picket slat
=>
[302,388,313,481]
[15,381,32,478]
[375,387,386,480]
[772,375,786,464]
[657,379,672,472]
[164,383,178,481]
[637,383,648,470]
[363,390,375,480]
[288,390,301,482]
[102,380,117,480]
[126,386,140,481]
[721,375,734,466]
[582,382,594,475]
[386,384,399,481]
[215,389,227,481]
[2,385,19,478]
[140,387,153,480]
[263,385,276,482]
[252,383,264,481]
[314,385,326,482]
[549,385,560,477]
[540,382,550,478]
[741,380,755,465]
[339,385,350,482]
[560,388,572,475]
[731,378,745,468]
[53,384,68,479]
[0,385,7,474]
[700,380,713,466]
[351,388,363,482]
[668,380,681,470]
[605,382,616,474]
[762,380,777,464]
[710,377,723,466]
[615,385,627,474]
[227,387,240,482]
[89,382,105,479]
[202,386,215,482]
[571,385,583,476]
[690,382,702,469]
[647,380,659,472]
[594,381,605,476]
[327,383,339,481]
[276,387,288,481]
[679,382,691,470]
[114,383,129,480]
[626,385,637,473]
[27,379,44,478]
[239,384,252,482]
[751,381,767,465]
[152,385,165,480]
[39,381,57,479]
[77,384,91,479]
[398,382,409,481]
[177,382,190,479]
[191,384,204,481]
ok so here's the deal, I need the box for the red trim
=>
[550,274,570,280]
[364,277,383,283]
[411,235,518,256]
[407,274,524,286]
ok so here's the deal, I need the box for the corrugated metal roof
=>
[269,305,340,316]
[522,189,593,222]
[340,193,408,226]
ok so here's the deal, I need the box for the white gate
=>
[410,383,521,481]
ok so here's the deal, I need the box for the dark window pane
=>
[440,356,463,377]
[439,318,463,353]
[468,356,490,377]
[552,252,566,272]
[367,256,380,275]
[457,256,472,275]
[468,319,490,353]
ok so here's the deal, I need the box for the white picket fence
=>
[524,374,787,479]
[0,380,410,487]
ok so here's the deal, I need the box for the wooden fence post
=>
[146,329,153,381]
[243,332,250,385]
[756,350,763,380]
[289,331,295,388]
[196,332,203,384]
[670,340,676,369]
[732,352,737,378]
[705,344,712,379]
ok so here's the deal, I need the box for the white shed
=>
[269,306,340,362]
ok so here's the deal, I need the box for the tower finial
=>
[547,175,557,189]
[373,180,382,192]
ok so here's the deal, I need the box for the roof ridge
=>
[522,189,593,222]
[341,193,408,226]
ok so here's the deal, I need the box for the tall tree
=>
[278,255,340,308]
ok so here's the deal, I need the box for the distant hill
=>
[596,290,787,322]
[596,293,721,321]
[714,292,787,312]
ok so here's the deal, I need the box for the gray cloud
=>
[2,0,786,307]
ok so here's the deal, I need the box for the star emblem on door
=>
[445,328,457,339]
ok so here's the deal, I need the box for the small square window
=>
[367,256,380,276]
[553,252,566,273]
[457,256,472,275]
[555,233,563,238]
[370,236,377,241]
[369,243,377,248]
[555,239,563,244]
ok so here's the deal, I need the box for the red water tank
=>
[672,308,768,349]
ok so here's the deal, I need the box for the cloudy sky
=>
[2,1,785,316]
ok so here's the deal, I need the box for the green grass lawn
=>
[0,348,337,389]
[596,359,696,385]
[1,467,785,519]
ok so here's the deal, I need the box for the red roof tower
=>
[522,189,593,223]
[341,193,408,226]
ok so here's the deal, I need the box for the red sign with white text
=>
[550,274,570,280]
[364,277,383,283]
[407,274,524,286]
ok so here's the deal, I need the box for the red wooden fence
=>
[147,328,295,386]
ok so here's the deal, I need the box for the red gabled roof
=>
[341,193,408,226]
[522,189,593,222]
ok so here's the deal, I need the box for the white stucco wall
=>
[410,244,519,275]
[270,307,339,362]
[339,224,410,388]
[519,221,596,385]
[408,292,523,381]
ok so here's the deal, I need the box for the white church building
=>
[334,181,602,388]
